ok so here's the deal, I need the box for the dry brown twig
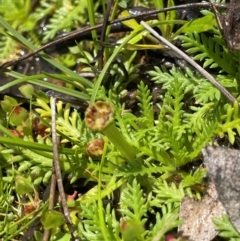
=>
[50,97,80,241]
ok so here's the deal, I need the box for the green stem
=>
[85,101,136,162]
[103,121,135,161]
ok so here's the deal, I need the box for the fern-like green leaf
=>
[136,81,154,127]
[149,65,237,104]
[149,204,181,241]
[193,80,221,103]
[181,168,206,188]
[43,0,89,42]
[0,34,19,63]
[21,1,55,32]
[213,214,240,240]
[78,201,105,240]
[217,102,240,144]
[179,31,236,74]
[56,106,82,143]
[119,179,150,223]
[152,180,185,205]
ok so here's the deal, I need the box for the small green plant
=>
[0,0,240,240]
